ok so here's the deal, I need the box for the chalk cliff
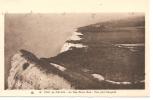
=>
[8,16,145,89]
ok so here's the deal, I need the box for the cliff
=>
[8,15,145,89]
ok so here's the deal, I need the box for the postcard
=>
[0,0,149,96]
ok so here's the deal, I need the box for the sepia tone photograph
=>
[4,13,145,90]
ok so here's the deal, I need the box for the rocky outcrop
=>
[8,50,74,89]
